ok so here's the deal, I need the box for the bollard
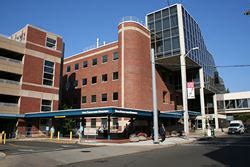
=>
[0,133,2,144]
[50,131,53,140]
[70,131,72,140]
[4,133,6,144]
[78,133,81,143]
[1,131,4,144]
[57,131,60,140]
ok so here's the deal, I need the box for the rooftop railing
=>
[82,40,116,53]
[119,16,145,27]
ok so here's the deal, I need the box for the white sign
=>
[82,110,109,114]
[115,110,138,115]
[84,128,97,135]
[187,82,195,99]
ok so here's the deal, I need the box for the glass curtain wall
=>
[147,5,180,58]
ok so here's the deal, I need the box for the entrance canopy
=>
[0,113,24,119]
[0,107,201,119]
[24,107,200,119]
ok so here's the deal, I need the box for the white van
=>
[228,120,245,134]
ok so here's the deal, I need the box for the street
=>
[63,133,250,167]
[0,134,250,167]
[0,141,95,155]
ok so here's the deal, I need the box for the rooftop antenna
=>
[96,38,99,48]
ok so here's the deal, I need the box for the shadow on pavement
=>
[201,134,250,166]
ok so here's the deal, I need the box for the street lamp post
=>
[151,48,159,144]
[181,47,199,138]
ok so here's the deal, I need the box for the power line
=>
[215,65,250,68]
[156,63,250,68]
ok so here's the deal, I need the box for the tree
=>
[234,114,250,123]
[63,118,76,133]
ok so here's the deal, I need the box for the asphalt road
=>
[0,141,95,155]
[63,133,250,167]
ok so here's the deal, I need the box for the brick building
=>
[0,25,63,137]
[62,20,181,133]
[0,3,226,139]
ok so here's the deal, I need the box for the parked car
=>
[228,120,245,134]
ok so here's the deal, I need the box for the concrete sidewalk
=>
[81,137,196,146]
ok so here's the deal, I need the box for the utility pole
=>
[151,48,159,144]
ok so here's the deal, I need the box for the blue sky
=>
[1,0,250,92]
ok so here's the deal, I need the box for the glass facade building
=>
[146,4,225,93]
[147,5,180,58]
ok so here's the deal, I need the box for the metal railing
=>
[119,16,145,27]
[82,41,116,53]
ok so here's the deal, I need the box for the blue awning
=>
[1,107,201,119]
[0,113,25,119]
[160,110,201,119]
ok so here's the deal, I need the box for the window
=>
[101,93,107,102]
[156,32,163,41]
[171,27,179,36]
[46,37,56,49]
[236,99,248,108]
[155,20,162,32]
[170,94,174,104]
[43,60,54,86]
[113,118,119,129]
[163,91,167,103]
[92,76,97,84]
[92,58,97,66]
[102,74,108,82]
[41,99,52,112]
[102,55,108,63]
[91,118,96,128]
[147,14,154,22]
[82,96,87,103]
[156,40,163,53]
[82,78,87,86]
[113,92,118,101]
[163,29,170,39]
[155,11,161,20]
[148,22,154,30]
[172,37,180,50]
[162,8,170,17]
[113,72,118,80]
[91,95,96,103]
[170,6,177,14]
[163,17,170,30]
[164,38,171,52]
[74,80,78,87]
[217,101,225,110]
[225,100,235,109]
[66,65,71,73]
[170,14,178,27]
[101,118,107,128]
[113,52,119,60]
[74,63,79,70]
[83,61,88,68]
